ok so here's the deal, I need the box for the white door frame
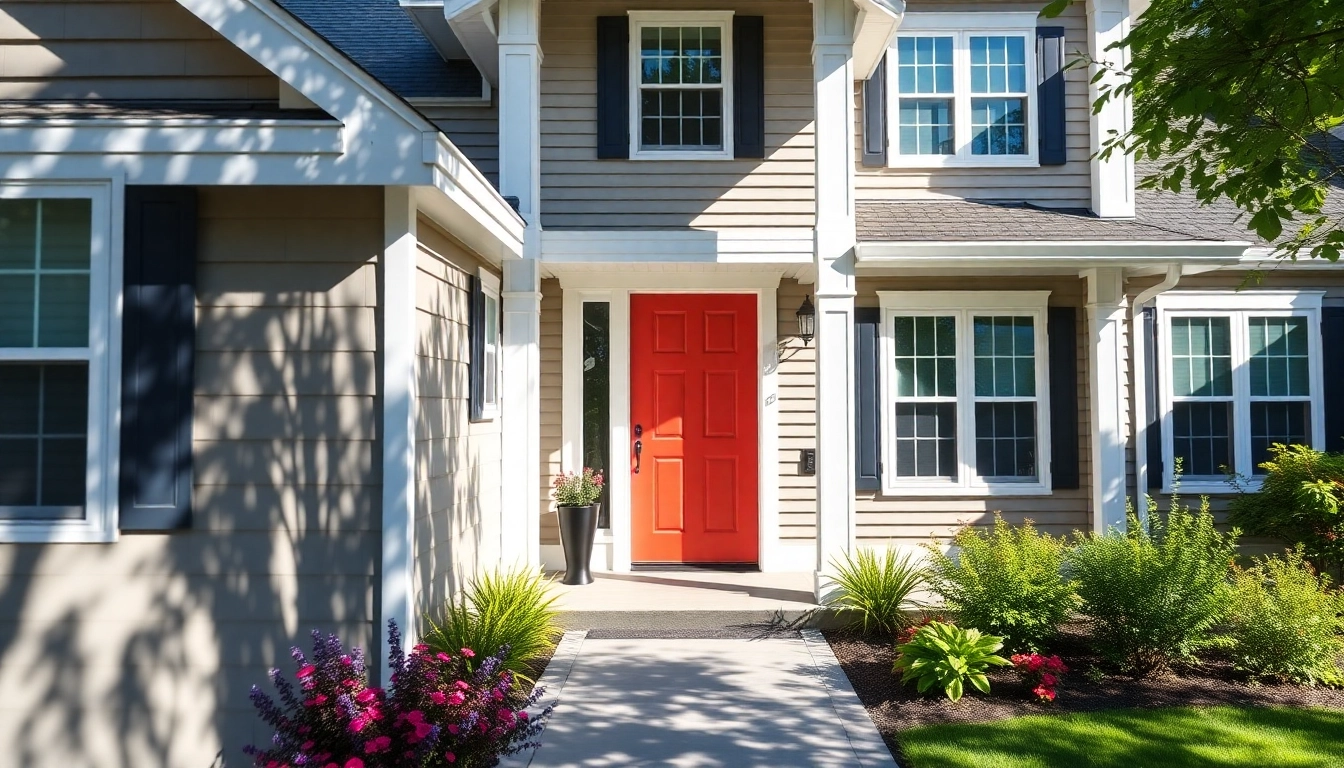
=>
[558,271,792,571]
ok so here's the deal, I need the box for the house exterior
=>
[0,0,1339,765]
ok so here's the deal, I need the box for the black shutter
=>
[1324,307,1344,452]
[1143,307,1163,487]
[854,308,882,491]
[733,16,766,159]
[1037,26,1067,166]
[119,187,197,531]
[1047,307,1079,489]
[596,16,630,159]
[468,275,486,422]
[862,55,888,167]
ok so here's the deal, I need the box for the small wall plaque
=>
[801,448,816,476]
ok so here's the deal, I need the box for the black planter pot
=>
[557,504,600,586]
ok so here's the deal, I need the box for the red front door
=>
[630,294,759,564]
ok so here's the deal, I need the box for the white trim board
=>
[855,241,1252,263]
[557,273,787,572]
[543,229,815,265]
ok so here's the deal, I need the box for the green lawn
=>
[898,706,1344,768]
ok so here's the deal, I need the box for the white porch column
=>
[1087,0,1135,218]
[812,0,859,598]
[498,0,543,567]
[380,186,418,674]
[1085,267,1129,533]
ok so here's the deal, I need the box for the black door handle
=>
[634,440,643,474]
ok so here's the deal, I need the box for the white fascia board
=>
[423,135,524,259]
[541,228,815,264]
[855,239,1251,266]
[851,0,904,80]
[0,120,344,156]
[444,0,500,86]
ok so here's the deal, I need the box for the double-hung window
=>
[1156,291,1325,492]
[878,292,1052,496]
[0,182,117,542]
[471,269,501,422]
[629,11,734,159]
[887,13,1039,167]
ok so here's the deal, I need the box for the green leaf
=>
[946,676,964,702]
[1039,0,1073,18]
[1249,208,1284,243]
[968,673,991,694]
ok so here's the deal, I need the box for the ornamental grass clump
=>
[1067,496,1237,677]
[925,514,1076,652]
[425,567,560,684]
[1227,547,1344,686]
[825,548,926,636]
[245,621,547,768]
[893,621,1011,702]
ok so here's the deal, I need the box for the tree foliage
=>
[1043,0,1344,260]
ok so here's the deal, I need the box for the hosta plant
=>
[893,621,1010,702]
[825,548,926,637]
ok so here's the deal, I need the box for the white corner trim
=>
[380,187,419,667]
[856,241,1252,263]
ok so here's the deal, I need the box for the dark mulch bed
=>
[826,624,1344,763]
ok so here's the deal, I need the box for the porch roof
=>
[855,200,1208,243]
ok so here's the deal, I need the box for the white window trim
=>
[479,267,502,421]
[886,12,1040,169]
[1155,290,1326,495]
[877,291,1052,497]
[627,10,735,161]
[0,179,120,543]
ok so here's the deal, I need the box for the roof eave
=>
[855,239,1253,267]
[852,0,904,80]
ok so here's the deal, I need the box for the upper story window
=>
[1155,292,1325,493]
[629,11,734,160]
[0,183,117,542]
[878,291,1052,496]
[887,13,1039,168]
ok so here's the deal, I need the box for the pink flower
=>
[447,691,466,706]
[341,655,353,666]
[356,689,378,705]
[431,691,448,705]
[445,753,457,764]
[437,652,453,663]
[518,711,529,721]
[460,648,476,658]
[414,644,430,652]
[447,724,460,735]
[415,722,434,740]
[296,665,317,679]
[343,678,357,688]
[455,680,470,690]
[1040,673,1058,687]
[493,689,505,701]
[1045,656,1069,674]
[301,741,315,751]
[344,759,365,768]
[364,736,392,755]
[405,709,425,724]
[349,716,369,733]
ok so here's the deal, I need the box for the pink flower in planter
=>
[437,652,453,663]
[445,753,457,764]
[349,715,369,733]
[355,689,378,705]
[296,665,317,679]
[460,648,476,658]
[344,759,365,768]
[431,691,448,705]
[364,736,392,754]
[447,691,466,706]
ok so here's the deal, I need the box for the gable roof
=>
[274,0,485,100]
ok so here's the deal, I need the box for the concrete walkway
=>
[512,631,896,768]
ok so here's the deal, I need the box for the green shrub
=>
[925,515,1076,652]
[1227,548,1344,685]
[424,567,560,682]
[893,621,1011,702]
[825,548,926,636]
[1229,444,1344,579]
[1067,497,1238,676]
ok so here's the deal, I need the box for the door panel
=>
[631,294,759,564]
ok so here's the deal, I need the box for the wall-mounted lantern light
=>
[796,295,816,345]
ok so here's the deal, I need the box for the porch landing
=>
[550,570,829,633]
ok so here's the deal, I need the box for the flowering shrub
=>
[1011,653,1069,702]
[552,468,603,507]
[245,621,547,768]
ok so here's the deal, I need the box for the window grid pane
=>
[970,97,1026,156]
[893,315,956,398]
[639,25,725,151]
[894,403,958,479]
[1170,317,1232,397]
[0,363,88,509]
[969,36,1027,95]
[1248,316,1310,397]
[898,99,955,155]
[975,402,1037,480]
[973,316,1035,397]
[0,199,92,349]
[1250,402,1309,474]
[1172,401,1232,477]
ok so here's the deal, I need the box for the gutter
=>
[1130,263,1183,517]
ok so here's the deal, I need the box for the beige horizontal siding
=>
[539,0,816,229]
[777,279,818,543]
[540,279,563,545]
[852,275,1093,547]
[0,0,278,100]
[413,219,503,619]
[0,186,383,768]
[423,102,501,189]
[856,0,1093,207]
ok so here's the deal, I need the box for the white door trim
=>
[558,272,784,571]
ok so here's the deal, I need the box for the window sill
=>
[0,518,116,543]
[1161,479,1256,496]
[879,483,1052,498]
[886,156,1041,170]
[629,149,735,162]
